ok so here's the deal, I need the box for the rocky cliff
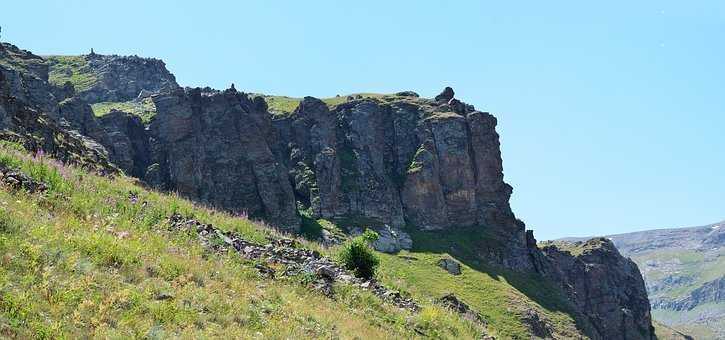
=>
[568,221,725,338]
[273,91,517,234]
[0,43,115,172]
[46,52,179,103]
[0,40,657,340]
[144,87,300,230]
[536,238,655,339]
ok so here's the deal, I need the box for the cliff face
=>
[272,90,519,237]
[580,221,725,338]
[0,43,115,172]
[536,238,655,340]
[145,88,300,230]
[654,275,725,311]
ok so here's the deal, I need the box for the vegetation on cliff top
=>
[91,98,157,123]
[45,55,97,91]
[261,93,391,117]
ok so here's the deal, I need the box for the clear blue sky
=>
[3,1,723,240]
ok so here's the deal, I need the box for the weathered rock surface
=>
[145,87,299,231]
[49,53,179,104]
[437,258,462,275]
[56,96,112,147]
[536,238,655,340]
[0,164,48,193]
[351,225,412,253]
[97,109,151,178]
[0,43,116,172]
[437,293,493,338]
[653,275,725,311]
[273,92,522,244]
[564,221,724,338]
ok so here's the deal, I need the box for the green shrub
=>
[337,229,380,278]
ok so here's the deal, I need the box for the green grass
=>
[376,227,584,339]
[540,238,611,257]
[91,98,157,124]
[260,93,392,117]
[0,142,485,339]
[46,55,97,91]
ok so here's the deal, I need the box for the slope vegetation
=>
[0,142,588,339]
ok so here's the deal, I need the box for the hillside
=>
[0,39,657,339]
[561,222,725,339]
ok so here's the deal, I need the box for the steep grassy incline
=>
[0,142,586,339]
[0,143,480,339]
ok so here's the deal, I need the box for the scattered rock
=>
[0,166,48,193]
[255,263,276,278]
[437,258,462,275]
[373,225,413,253]
[314,265,337,280]
[520,310,552,339]
[167,213,419,311]
[155,292,174,301]
[351,225,412,253]
[438,293,487,326]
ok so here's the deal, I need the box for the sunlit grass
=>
[46,55,97,91]
[0,142,483,339]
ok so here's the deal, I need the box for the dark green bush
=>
[338,229,380,278]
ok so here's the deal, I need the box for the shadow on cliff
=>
[404,226,576,316]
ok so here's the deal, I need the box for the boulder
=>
[437,258,462,275]
[372,225,413,253]
[350,225,412,253]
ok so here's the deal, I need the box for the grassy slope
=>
[0,142,585,339]
[91,98,157,124]
[45,55,97,91]
[262,93,390,117]
[0,143,480,339]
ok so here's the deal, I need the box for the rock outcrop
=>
[145,87,299,231]
[273,94,521,237]
[97,109,151,178]
[0,43,116,172]
[536,238,655,340]
[46,53,179,104]
[566,221,724,338]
